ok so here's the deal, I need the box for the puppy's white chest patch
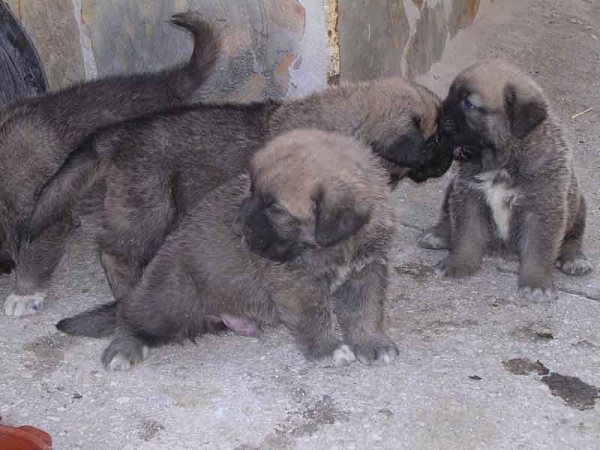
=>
[470,170,519,241]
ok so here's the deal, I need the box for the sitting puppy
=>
[30,77,452,311]
[418,59,594,302]
[1,12,220,317]
[57,129,399,370]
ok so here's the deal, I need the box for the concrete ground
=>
[1,0,599,448]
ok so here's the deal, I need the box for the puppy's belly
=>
[470,170,519,242]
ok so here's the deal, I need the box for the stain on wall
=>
[405,1,447,79]
[448,0,481,37]
[338,0,409,82]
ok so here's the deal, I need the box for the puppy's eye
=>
[460,98,476,109]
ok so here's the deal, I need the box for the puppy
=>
[30,77,452,311]
[418,59,593,302]
[57,130,399,370]
[1,12,220,317]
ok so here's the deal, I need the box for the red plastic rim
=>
[0,425,53,450]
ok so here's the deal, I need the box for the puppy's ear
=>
[503,84,548,139]
[313,185,371,247]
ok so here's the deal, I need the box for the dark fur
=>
[418,60,593,302]
[32,77,452,308]
[1,12,220,317]
[59,130,399,371]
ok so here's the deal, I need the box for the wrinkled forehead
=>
[450,62,542,110]
[450,69,506,110]
[250,158,318,219]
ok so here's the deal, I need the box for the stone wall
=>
[4,0,490,100]
[335,0,490,82]
[5,0,327,101]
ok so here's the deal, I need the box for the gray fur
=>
[419,59,593,302]
[63,130,399,370]
[0,12,220,317]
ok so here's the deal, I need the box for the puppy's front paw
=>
[101,337,149,371]
[434,257,478,278]
[305,337,343,361]
[351,335,399,366]
[517,287,557,304]
[332,344,356,367]
[556,257,594,276]
[4,292,46,317]
[418,229,449,250]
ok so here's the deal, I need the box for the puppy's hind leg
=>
[274,284,343,363]
[4,216,75,317]
[100,251,141,302]
[100,169,178,301]
[557,195,594,276]
[334,260,398,366]
[418,180,453,250]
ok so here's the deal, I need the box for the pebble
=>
[116,396,131,404]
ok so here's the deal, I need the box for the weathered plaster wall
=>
[336,0,492,82]
[5,0,326,100]
[5,0,490,99]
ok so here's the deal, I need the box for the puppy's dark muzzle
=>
[405,129,454,183]
[237,197,302,263]
[243,229,300,263]
[437,113,479,162]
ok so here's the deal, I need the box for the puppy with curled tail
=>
[58,130,399,371]
[418,59,594,303]
[1,11,220,317]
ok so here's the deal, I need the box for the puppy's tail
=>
[167,11,221,98]
[28,131,118,240]
[56,302,118,338]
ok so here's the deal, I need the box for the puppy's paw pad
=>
[557,258,594,276]
[517,287,557,304]
[332,345,356,367]
[418,231,447,250]
[3,292,46,317]
[353,337,399,366]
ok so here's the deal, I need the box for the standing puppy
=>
[419,60,593,302]
[60,130,399,371]
[1,12,220,317]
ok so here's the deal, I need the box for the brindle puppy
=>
[418,60,594,302]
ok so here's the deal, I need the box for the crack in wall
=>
[324,0,339,84]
